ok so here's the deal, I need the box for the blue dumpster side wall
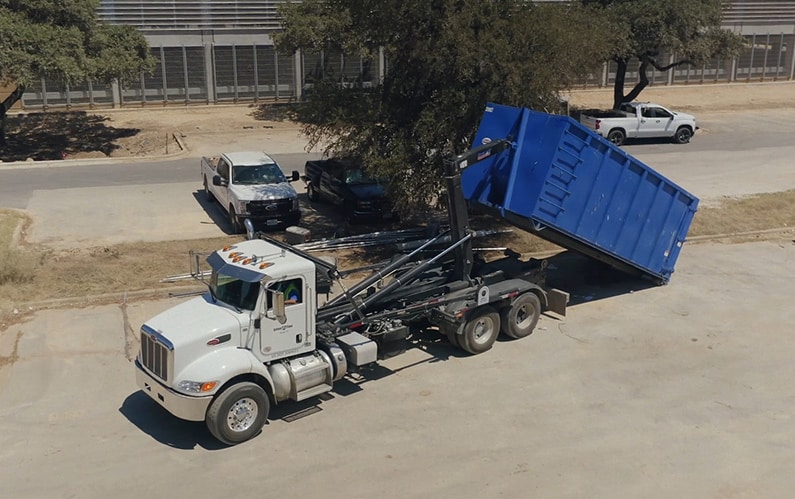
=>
[462,102,699,283]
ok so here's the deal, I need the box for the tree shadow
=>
[1,111,140,162]
[249,103,299,122]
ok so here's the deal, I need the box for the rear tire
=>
[607,129,626,146]
[674,126,692,144]
[459,306,500,355]
[206,382,270,446]
[500,293,541,339]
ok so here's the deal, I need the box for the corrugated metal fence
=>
[18,0,795,111]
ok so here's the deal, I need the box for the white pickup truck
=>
[201,151,301,233]
[579,102,698,146]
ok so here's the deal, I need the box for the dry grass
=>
[1,190,793,329]
[688,190,795,236]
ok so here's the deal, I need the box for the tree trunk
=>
[622,56,651,105]
[0,84,26,147]
[612,58,628,109]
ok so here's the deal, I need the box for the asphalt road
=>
[1,108,795,248]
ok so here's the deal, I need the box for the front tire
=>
[674,126,692,144]
[500,293,541,339]
[229,206,243,234]
[607,129,626,146]
[203,177,213,202]
[459,306,500,355]
[206,382,270,445]
[306,182,319,202]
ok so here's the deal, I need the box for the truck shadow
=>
[192,190,239,235]
[545,250,659,307]
[119,391,226,450]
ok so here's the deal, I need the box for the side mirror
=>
[212,175,227,187]
[273,293,287,324]
[290,170,300,182]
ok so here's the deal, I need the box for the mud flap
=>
[546,288,569,317]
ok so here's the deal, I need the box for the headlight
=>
[292,198,300,210]
[235,200,249,214]
[178,380,218,393]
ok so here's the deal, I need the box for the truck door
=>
[322,165,345,206]
[215,158,232,208]
[638,106,671,138]
[260,277,310,358]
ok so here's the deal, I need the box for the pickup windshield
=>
[210,271,259,310]
[344,168,384,186]
[233,163,287,185]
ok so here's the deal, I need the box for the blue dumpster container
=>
[462,103,699,283]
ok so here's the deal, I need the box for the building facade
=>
[18,0,795,110]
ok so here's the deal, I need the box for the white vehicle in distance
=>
[579,102,698,146]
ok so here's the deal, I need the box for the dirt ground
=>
[106,81,795,159]
[5,80,794,162]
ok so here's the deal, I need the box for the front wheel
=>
[306,182,319,202]
[459,306,500,355]
[203,177,213,202]
[228,206,243,234]
[607,129,626,146]
[206,382,270,445]
[674,126,692,144]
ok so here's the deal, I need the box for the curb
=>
[0,130,189,170]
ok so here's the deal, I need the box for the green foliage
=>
[276,0,613,210]
[0,0,155,98]
[582,0,747,107]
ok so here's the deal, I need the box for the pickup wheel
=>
[607,129,626,146]
[459,306,500,355]
[306,182,319,202]
[206,382,270,446]
[674,126,693,144]
[228,206,244,234]
[203,176,213,202]
[500,293,541,339]
[344,201,358,225]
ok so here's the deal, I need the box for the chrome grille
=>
[140,327,171,381]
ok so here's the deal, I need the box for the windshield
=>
[233,163,287,185]
[344,168,384,186]
[210,271,259,310]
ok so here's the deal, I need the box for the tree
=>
[275,0,613,211]
[0,0,155,145]
[582,0,746,109]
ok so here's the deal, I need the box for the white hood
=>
[144,295,244,349]
[231,182,297,201]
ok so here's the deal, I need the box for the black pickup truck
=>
[303,158,398,223]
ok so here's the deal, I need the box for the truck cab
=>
[135,239,347,444]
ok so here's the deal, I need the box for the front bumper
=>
[243,210,301,226]
[135,359,213,422]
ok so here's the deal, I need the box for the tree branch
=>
[1,84,26,115]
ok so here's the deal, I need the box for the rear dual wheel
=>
[500,293,541,339]
[458,306,500,355]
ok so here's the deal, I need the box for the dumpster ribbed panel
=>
[463,103,698,283]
